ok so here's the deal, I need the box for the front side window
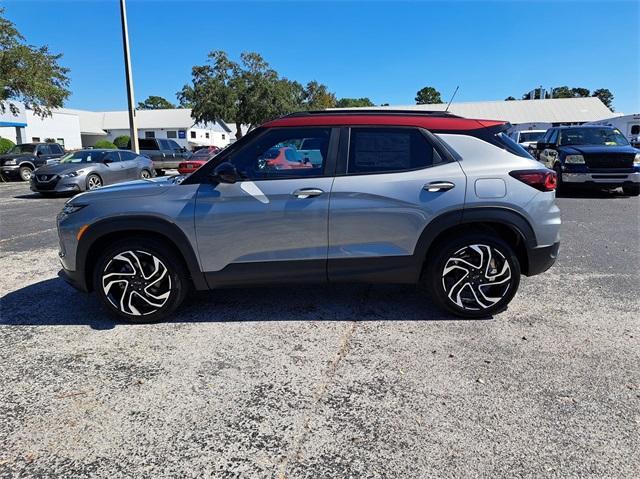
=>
[348,127,435,174]
[518,131,544,143]
[559,128,629,146]
[60,151,107,164]
[104,151,121,162]
[120,151,137,161]
[548,129,559,145]
[168,140,181,150]
[231,127,331,180]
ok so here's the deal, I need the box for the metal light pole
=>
[119,0,139,153]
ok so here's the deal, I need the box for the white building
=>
[0,105,83,149]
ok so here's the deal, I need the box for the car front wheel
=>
[425,234,521,318]
[622,184,640,196]
[19,166,33,181]
[93,239,189,323]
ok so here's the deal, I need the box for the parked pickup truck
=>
[0,142,65,181]
[126,138,191,175]
[536,125,640,196]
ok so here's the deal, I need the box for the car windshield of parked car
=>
[8,144,36,154]
[559,128,629,146]
[60,151,107,164]
[519,131,544,143]
[192,149,212,160]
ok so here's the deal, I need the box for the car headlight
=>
[61,169,85,178]
[4,159,17,166]
[61,203,86,215]
[565,154,585,164]
[634,153,640,166]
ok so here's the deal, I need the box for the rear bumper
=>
[562,171,640,184]
[526,242,560,276]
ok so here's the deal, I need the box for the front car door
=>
[328,126,467,283]
[194,126,338,286]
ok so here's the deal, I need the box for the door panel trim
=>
[205,259,327,288]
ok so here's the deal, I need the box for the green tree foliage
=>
[94,139,117,149]
[179,51,306,139]
[336,97,375,108]
[0,8,70,118]
[113,135,130,148]
[592,88,614,110]
[504,96,517,101]
[415,86,442,105]
[571,87,590,98]
[137,96,175,110]
[0,137,15,153]
[303,81,337,109]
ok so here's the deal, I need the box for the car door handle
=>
[424,181,455,192]
[292,188,324,198]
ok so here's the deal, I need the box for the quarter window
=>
[348,128,435,174]
[231,127,331,180]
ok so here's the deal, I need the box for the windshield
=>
[559,128,629,146]
[60,150,107,164]
[519,131,544,143]
[8,144,36,154]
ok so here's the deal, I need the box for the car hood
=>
[560,145,638,155]
[35,163,88,175]
[72,176,178,202]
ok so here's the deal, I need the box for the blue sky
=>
[4,0,639,113]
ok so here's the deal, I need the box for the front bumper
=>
[31,175,83,194]
[526,242,560,276]
[1,165,20,177]
[58,267,89,292]
[562,171,640,185]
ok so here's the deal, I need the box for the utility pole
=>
[119,0,139,153]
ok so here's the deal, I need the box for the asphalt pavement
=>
[0,181,638,478]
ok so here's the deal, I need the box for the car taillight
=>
[509,169,557,192]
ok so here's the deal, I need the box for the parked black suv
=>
[125,138,192,175]
[0,143,65,181]
[536,126,640,195]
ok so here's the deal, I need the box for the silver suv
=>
[57,110,561,322]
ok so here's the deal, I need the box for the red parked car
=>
[178,146,220,174]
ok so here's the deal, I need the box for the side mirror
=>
[212,162,238,184]
[102,158,113,165]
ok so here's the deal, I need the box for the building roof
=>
[341,97,617,124]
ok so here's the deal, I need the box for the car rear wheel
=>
[93,238,189,323]
[622,184,640,196]
[19,166,33,181]
[140,169,151,179]
[155,169,165,176]
[86,174,102,190]
[424,234,521,318]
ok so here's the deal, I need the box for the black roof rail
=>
[283,109,462,118]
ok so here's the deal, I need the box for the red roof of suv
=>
[264,110,505,131]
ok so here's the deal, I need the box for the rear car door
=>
[194,127,338,284]
[118,151,140,180]
[328,126,466,282]
[101,150,124,184]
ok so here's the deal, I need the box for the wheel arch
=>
[415,207,538,278]
[77,217,208,292]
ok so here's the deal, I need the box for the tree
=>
[550,86,573,98]
[137,96,175,110]
[571,87,590,98]
[113,135,130,148]
[415,86,442,105]
[0,137,15,154]
[303,81,336,109]
[592,88,614,110]
[0,8,70,118]
[505,96,517,101]
[336,97,375,108]
[178,51,304,139]
[94,139,117,149]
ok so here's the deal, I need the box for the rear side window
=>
[348,128,435,174]
[494,132,534,159]
[138,139,159,150]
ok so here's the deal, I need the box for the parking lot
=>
[0,181,638,477]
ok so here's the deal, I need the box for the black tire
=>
[86,174,102,190]
[622,184,640,196]
[424,233,521,318]
[554,163,566,196]
[93,238,189,323]
[140,169,152,179]
[19,165,33,181]
[155,169,165,177]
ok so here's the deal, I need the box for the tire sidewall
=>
[86,174,102,190]
[426,234,521,318]
[19,166,33,181]
[93,239,188,323]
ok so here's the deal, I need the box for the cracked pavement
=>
[1,182,639,478]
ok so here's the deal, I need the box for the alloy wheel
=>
[20,167,33,181]
[441,244,512,311]
[101,250,172,316]
[140,170,151,179]
[87,175,102,190]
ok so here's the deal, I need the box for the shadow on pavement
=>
[1,277,476,329]
[557,187,636,199]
